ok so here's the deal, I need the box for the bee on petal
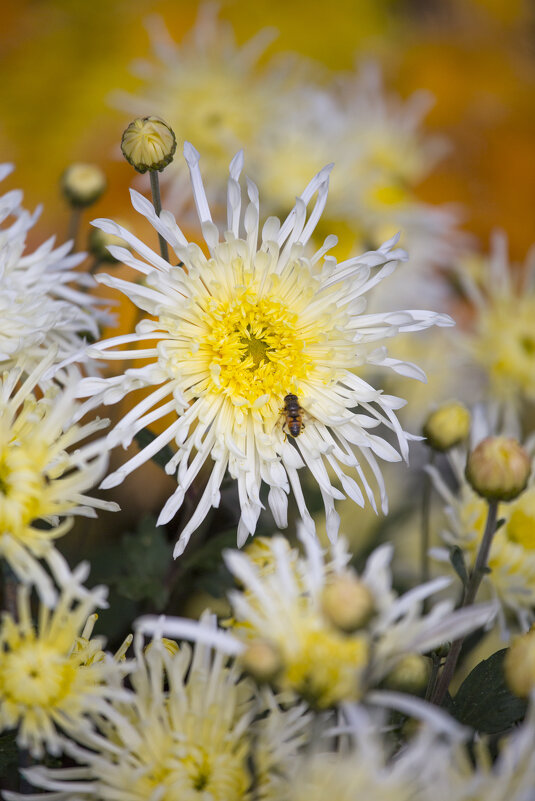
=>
[283,394,305,438]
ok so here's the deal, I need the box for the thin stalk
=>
[67,207,82,250]
[149,171,169,263]
[421,450,435,589]
[431,499,498,705]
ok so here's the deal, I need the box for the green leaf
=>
[450,649,527,734]
[449,546,469,587]
[134,428,175,472]
[115,516,174,610]
[0,730,18,774]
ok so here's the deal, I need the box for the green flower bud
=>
[466,436,531,502]
[61,163,107,207]
[423,402,471,452]
[121,116,177,173]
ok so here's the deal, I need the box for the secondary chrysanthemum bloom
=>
[0,164,112,380]
[455,232,535,407]
[429,425,535,632]
[0,355,118,605]
[253,62,462,285]
[138,531,494,708]
[79,144,453,556]
[112,9,284,208]
[432,704,535,801]
[0,577,119,758]
[10,627,311,801]
[277,706,454,801]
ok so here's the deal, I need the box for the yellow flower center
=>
[476,296,535,401]
[0,441,46,534]
[201,288,312,407]
[0,641,76,707]
[283,622,369,708]
[505,489,535,550]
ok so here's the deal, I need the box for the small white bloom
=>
[0,165,112,381]
[0,354,119,605]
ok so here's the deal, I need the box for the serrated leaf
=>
[134,428,175,472]
[115,516,173,610]
[449,545,469,587]
[450,649,527,734]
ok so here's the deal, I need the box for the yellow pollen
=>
[201,290,311,407]
[1,642,76,707]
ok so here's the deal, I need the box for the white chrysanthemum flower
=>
[0,164,112,379]
[454,231,535,407]
[0,575,121,759]
[276,704,458,801]
[112,8,283,209]
[253,62,462,279]
[79,144,453,557]
[137,531,494,708]
[0,354,119,605]
[430,437,535,633]
[432,704,535,801]
[9,625,312,801]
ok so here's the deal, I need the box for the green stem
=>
[421,450,435,588]
[67,207,82,250]
[149,171,170,263]
[431,499,498,705]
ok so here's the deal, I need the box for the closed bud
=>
[121,116,177,173]
[321,573,375,633]
[240,640,282,684]
[61,163,107,207]
[466,436,531,502]
[505,627,535,698]
[88,223,130,263]
[383,653,430,695]
[423,402,471,452]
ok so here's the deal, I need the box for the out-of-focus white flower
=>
[0,577,117,759]
[432,703,535,801]
[0,164,112,380]
[454,231,535,407]
[430,439,535,634]
[79,144,453,557]
[0,354,118,605]
[112,8,284,209]
[137,530,494,707]
[8,623,311,801]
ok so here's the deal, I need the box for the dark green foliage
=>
[449,546,469,587]
[449,649,527,734]
[115,516,174,610]
[134,428,175,472]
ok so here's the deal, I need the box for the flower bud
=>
[422,402,471,452]
[121,116,177,173]
[240,640,282,684]
[61,163,107,207]
[465,436,531,502]
[88,223,130,263]
[383,653,430,695]
[321,573,375,633]
[504,627,535,697]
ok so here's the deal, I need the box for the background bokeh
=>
[2,0,535,258]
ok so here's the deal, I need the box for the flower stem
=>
[431,499,498,705]
[149,171,170,263]
[420,451,435,590]
[67,207,82,250]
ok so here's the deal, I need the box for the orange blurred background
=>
[1,0,535,259]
